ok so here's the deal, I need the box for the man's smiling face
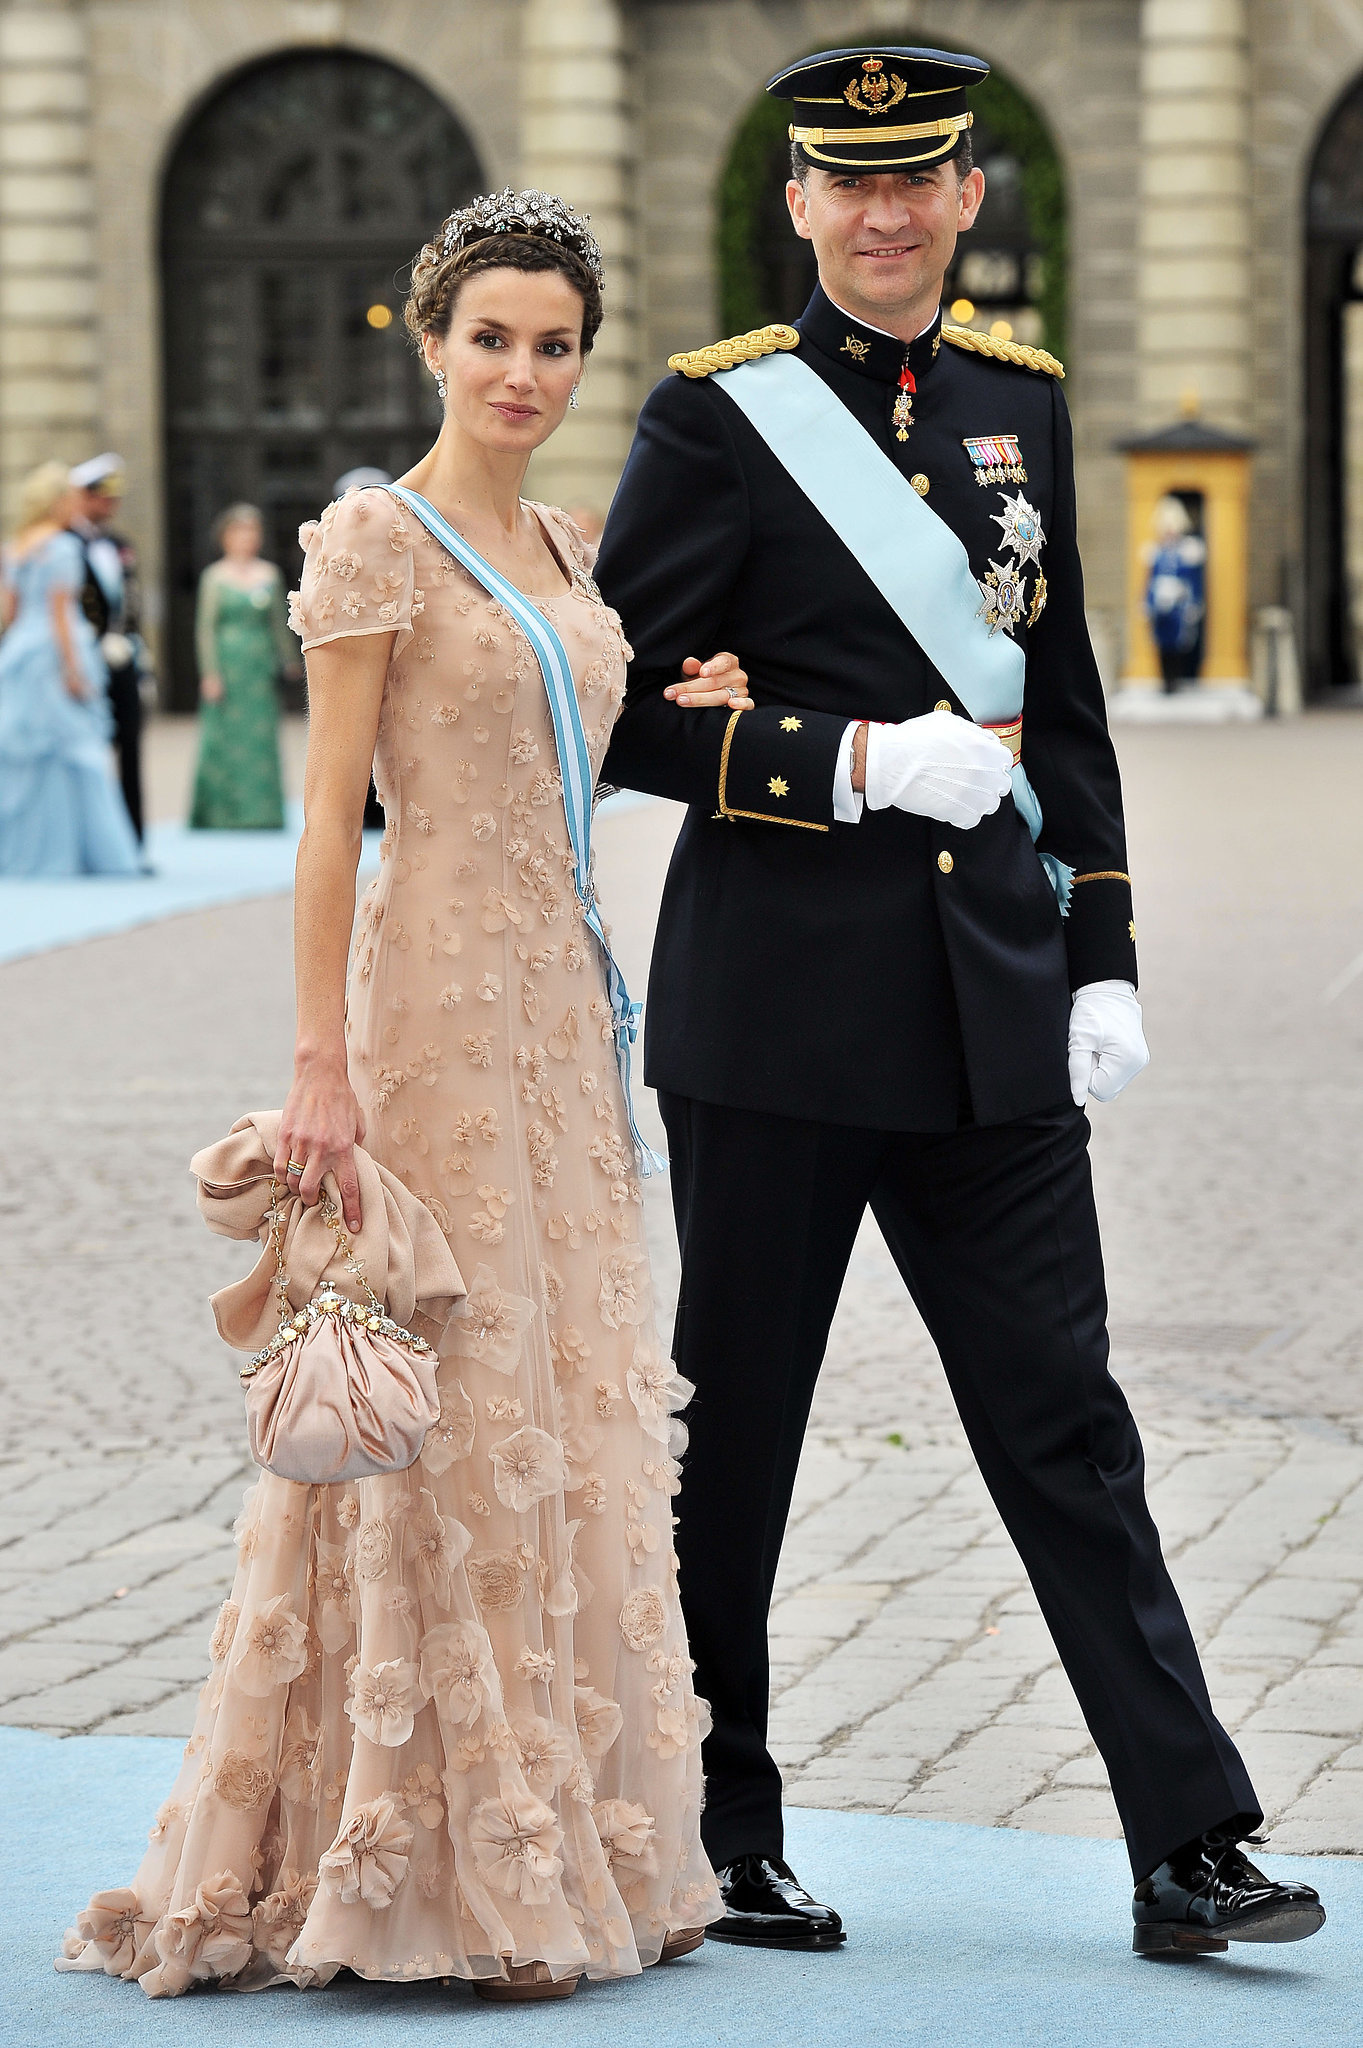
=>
[787,161,986,332]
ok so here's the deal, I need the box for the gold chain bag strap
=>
[238,1180,440,1484]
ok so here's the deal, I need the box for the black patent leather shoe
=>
[1133,1832,1326,1955]
[706,1854,846,1949]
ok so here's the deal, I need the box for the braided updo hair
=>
[404,190,604,355]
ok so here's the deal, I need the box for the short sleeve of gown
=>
[289,486,415,659]
[45,530,86,594]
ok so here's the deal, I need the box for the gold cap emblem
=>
[845,59,908,116]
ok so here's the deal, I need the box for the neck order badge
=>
[388,486,664,1176]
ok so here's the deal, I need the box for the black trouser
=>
[659,1092,1260,1884]
[106,664,144,841]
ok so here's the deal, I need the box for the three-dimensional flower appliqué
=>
[346,1657,419,1747]
[418,1618,493,1727]
[446,1263,538,1374]
[233,1595,309,1696]
[468,1790,564,1905]
[490,1426,568,1512]
[319,1795,414,1909]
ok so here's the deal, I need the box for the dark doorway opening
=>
[159,50,482,707]
[1305,75,1363,696]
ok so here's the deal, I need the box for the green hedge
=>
[716,64,1068,362]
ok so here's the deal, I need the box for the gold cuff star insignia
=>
[780,716,802,732]
[768,776,789,798]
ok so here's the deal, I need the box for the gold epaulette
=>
[668,324,801,379]
[941,324,1065,380]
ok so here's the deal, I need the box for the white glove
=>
[1068,980,1149,1106]
[864,710,1014,830]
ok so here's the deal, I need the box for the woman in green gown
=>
[189,504,299,829]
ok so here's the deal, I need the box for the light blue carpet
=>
[0,806,349,965]
[2,1726,1357,2047]
[0,794,653,965]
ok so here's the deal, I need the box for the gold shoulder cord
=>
[1072,871,1132,885]
[713,706,829,831]
[941,325,1065,380]
[669,324,802,380]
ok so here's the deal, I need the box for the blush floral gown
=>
[58,487,720,1997]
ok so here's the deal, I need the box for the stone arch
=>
[1305,70,1363,695]
[158,47,483,706]
[714,56,1067,360]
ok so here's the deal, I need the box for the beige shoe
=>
[473,1961,580,2002]
[659,1927,706,1963]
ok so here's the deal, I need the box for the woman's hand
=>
[274,1052,366,1232]
[201,672,224,705]
[664,651,753,710]
[62,665,89,702]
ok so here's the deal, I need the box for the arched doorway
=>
[716,61,1066,359]
[160,50,482,707]
[1305,77,1363,697]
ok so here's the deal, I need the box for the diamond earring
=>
[434,366,448,402]
[569,383,581,411]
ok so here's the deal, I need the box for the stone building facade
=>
[3,0,1363,698]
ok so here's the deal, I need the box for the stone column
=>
[1123,0,1253,690]
[520,0,636,519]
[0,0,96,524]
[1135,0,1251,429]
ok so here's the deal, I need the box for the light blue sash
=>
[388,486,663,1176]
[713,351,1073,912]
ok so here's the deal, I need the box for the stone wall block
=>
[0,373,96,423]
[1140,254,1251,303]
[0,117,88,169]
[1140,94,1251,147]
[0,65,88,116]
[0,171,92,220]
[1142,150,1249,202]
[0,222,91,268]
[521,106,631,164]
[1142,361,1251,415]
[522,0,622,59]
[0,322,93,370]
[1139,198,1249,252]
[0,271,92,320]
[1143,44,1249,96]
[0,12,85,64]
[1142,292,1253,341]
[1144,0,1247,41]
[521,53,622,105]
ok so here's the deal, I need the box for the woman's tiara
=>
[438,188,604,287]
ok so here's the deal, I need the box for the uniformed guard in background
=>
[69,453,149,849]
[597,45,1325,1959]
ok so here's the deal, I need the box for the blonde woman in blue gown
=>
[0,461,140,876]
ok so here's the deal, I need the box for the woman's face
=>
[222,516,262,561]
[423,268,585,454]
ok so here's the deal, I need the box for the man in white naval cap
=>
[69,452,149,854]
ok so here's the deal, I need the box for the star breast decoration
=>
[989,490,1045,570]
[977,559,1028,637]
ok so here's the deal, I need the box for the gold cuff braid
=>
[713,705,829,831]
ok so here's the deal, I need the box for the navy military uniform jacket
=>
[597,285,1137,1131]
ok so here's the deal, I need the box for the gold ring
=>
[286,1160,305,1175]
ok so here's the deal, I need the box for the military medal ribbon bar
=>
[963,434,1027,485]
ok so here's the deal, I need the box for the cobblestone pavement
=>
[5,717,1363,1858]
